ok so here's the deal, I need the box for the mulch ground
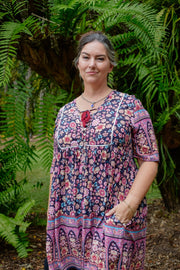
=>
[0,199,179,270]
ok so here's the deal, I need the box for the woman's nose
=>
[89,58,95,67]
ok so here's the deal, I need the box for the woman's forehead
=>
[81,41,107,55]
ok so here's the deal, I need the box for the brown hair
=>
[73,31,117,67]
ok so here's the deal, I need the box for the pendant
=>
[91,103,94,108]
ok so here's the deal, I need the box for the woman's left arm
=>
[125,160,158,211]
[106,161,158,224]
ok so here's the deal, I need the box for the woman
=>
[46,31,159,270]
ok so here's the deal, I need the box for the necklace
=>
[81,91,111,108]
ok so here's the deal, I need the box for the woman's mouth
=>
[86,71,97,75]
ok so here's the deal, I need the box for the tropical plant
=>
[0,145,28,214]
[33,81,68,171]
[134,0,180,210]
[0,71,37,210]
[0,0,91,89]
[0,65,69,257]
[0,76,37,166]
[0,0,39,87]
[0,200,35,258]
[0,0,179,214]
[90,0,180,210]
[0,69,38,256]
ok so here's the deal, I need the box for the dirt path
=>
[0,199,179,270]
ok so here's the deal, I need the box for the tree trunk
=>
[17,35,82,94]
[16,32,180,212]
[157,173,180,212]
[157,118,180,211]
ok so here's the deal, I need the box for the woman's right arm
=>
[48,174,53,204]
[47,174,53,220]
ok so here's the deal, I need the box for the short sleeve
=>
[131,98,159,162]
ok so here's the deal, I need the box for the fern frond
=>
[34,90,68,170]
[0,16,39,87]
[0,200,34,258]
[111,32,136,49]
[0,0,28,19]
[92,0,165,56]
[158,136,176,184]
[0,214,20,248]
[1,87,28,139]
[48,0,90,35]
[0,11,9,20]
[15,200,35,223]
[0,79,37,172]
[0,181,25,207]
[11,0,28,17]
[154,99,180,134]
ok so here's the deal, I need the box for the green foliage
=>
[0,72,38,255]
[0,16,39,87]
[34,89,68,171]
[93,0,165,53]
[0,0,179,213]
[0,0,28,18]
[0,74,38,213]
[0,200,35,258]
[0,79,37,170]
[0,145,28,214]
[113,0,180,208]
[0,0,39,87]
[48,0,86,35]
[1,63,69,171]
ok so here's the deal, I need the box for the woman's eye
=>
[82,56,89,60]
[97,58,104,61]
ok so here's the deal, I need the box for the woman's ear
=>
[109,64,114,73]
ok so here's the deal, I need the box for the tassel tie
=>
[81,110,91,127]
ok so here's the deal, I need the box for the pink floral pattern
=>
[47,91,159,269]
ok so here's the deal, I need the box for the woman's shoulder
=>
[59,99,75,112]
[55,100,75,120]
[113,90,140,106]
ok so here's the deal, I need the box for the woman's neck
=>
[83,84,111,99]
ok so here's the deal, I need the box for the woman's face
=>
[77,41,113,86]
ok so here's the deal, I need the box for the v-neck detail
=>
[74,90,115,116]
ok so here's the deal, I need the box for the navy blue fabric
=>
[44,258,49,270]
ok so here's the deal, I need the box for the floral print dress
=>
[46,90,159,270]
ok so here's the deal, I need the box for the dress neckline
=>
[74,89,115,116]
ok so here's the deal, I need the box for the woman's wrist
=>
[122,200,136,215]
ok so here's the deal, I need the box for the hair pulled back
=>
[74,31,117,67]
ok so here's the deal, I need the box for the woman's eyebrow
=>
[81,52,106,57]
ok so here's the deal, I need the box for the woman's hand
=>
[105,200,136,226]
[105,162,158,227]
